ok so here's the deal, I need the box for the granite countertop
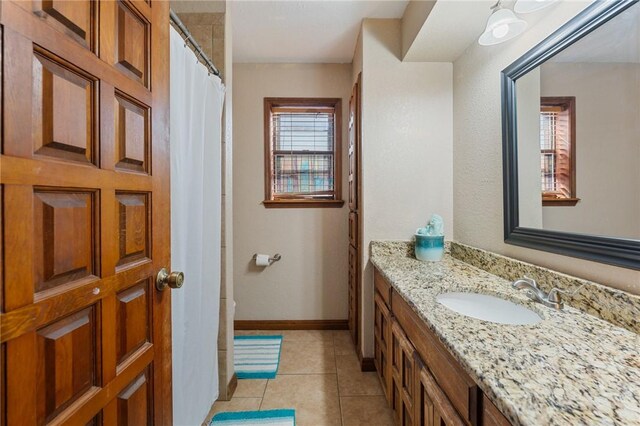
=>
[370,241,640,426]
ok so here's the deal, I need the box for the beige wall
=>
[359,19,454,357]
[352,27,363,84]
[232,63,352,320]
[453,0,640,295]
[540,62,640,238]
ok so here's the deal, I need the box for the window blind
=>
[271,107,336,199]
[540,104,571,197]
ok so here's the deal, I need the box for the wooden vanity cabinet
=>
[393,292,479,425]
[373,267,512,426]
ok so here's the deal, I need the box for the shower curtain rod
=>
[170,9,221,77]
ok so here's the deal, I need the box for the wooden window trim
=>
[542,197,580,206]
[263,97,344,208]
[540,96,579,207]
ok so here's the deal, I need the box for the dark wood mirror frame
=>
[501,0,640,270]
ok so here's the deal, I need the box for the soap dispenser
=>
[415,214,445,261]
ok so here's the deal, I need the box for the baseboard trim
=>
[234,320,349,330]
[356,347,376,372]
[360,357,376,372]
[227,373,238,399]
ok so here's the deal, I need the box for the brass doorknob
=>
[156,268,184,291]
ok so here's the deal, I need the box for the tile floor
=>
[204,330,395,426]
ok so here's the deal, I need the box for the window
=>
[540,96,578,206]
[263,98,344,208]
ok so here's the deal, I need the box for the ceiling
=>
[231,0,409,63]
[550,3,640,63]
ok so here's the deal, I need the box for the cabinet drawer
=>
[392,291,480,425]
[374,268,392,307]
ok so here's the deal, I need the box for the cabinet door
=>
[482,395,511,426]
[374,292,392,403]
[415,359,465,426]
[347,78,359,211]
[348,212,358,247]
[348,244,358,344]
[391,320,415,426]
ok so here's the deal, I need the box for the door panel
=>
[116,192,150,267]
[31,0,96,50]
[113,0,149,87]
[33,189,98,292]
[36,306,98,423]
[32,49,98,165]
[115,280,151,366]
[117,368,153,426]
[1,1,172,425]
[114,93,150,173]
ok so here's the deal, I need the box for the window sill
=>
[542,197,580,206]
[263,199,345,209]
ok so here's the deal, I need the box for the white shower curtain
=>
[170,27,225,426]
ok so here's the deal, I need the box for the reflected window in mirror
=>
[540,97,577,206]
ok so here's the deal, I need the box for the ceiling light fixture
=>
[478,0,528,46]
[514,0,558,14]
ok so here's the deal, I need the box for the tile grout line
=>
[258,378,267,411]
[258,332,280,411]
[334,331,345,426]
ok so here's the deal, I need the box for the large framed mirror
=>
[502,0,640,269]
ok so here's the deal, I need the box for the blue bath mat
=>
[211,409,295,426]
[234,335,283,379]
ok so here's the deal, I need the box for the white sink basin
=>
[436,292,542,325]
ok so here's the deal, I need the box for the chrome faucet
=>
[511,276,584,310]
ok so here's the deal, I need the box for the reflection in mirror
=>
[516,3,640,239]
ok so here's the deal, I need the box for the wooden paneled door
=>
[347,73,361,350]
[0,1,173,425]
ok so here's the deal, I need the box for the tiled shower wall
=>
[176,13,225,77]
[177,11,235,401]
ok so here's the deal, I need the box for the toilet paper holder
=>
[252,253,281,266]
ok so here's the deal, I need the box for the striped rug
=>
[234,335,283,379]
[211,409,295,426]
